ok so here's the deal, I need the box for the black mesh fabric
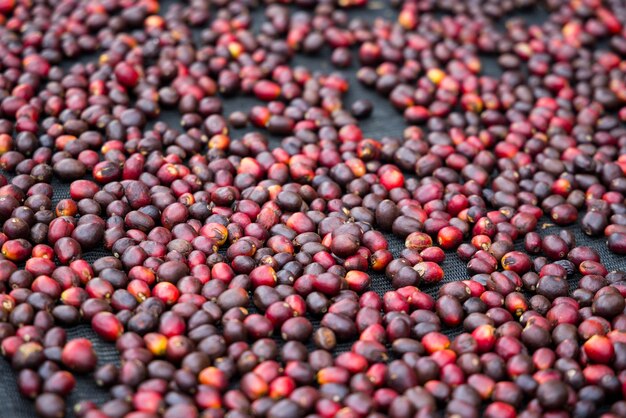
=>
[0,2,624,417]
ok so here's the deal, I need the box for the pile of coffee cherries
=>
[0,0,625,417]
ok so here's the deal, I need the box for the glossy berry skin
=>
[61,339,97,373]
[91,312,124,341]
[583,335,615,364]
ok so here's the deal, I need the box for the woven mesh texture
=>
[0,2,624,417]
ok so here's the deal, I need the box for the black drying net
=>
[0,2,625,417]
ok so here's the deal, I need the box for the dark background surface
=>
[0,1,624,417]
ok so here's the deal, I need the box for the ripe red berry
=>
[61,338,97,373]
[583,335,615,364]
[114,62,140,88]
[91,312,124,342]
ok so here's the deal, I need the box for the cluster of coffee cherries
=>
[0,0,625,417]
